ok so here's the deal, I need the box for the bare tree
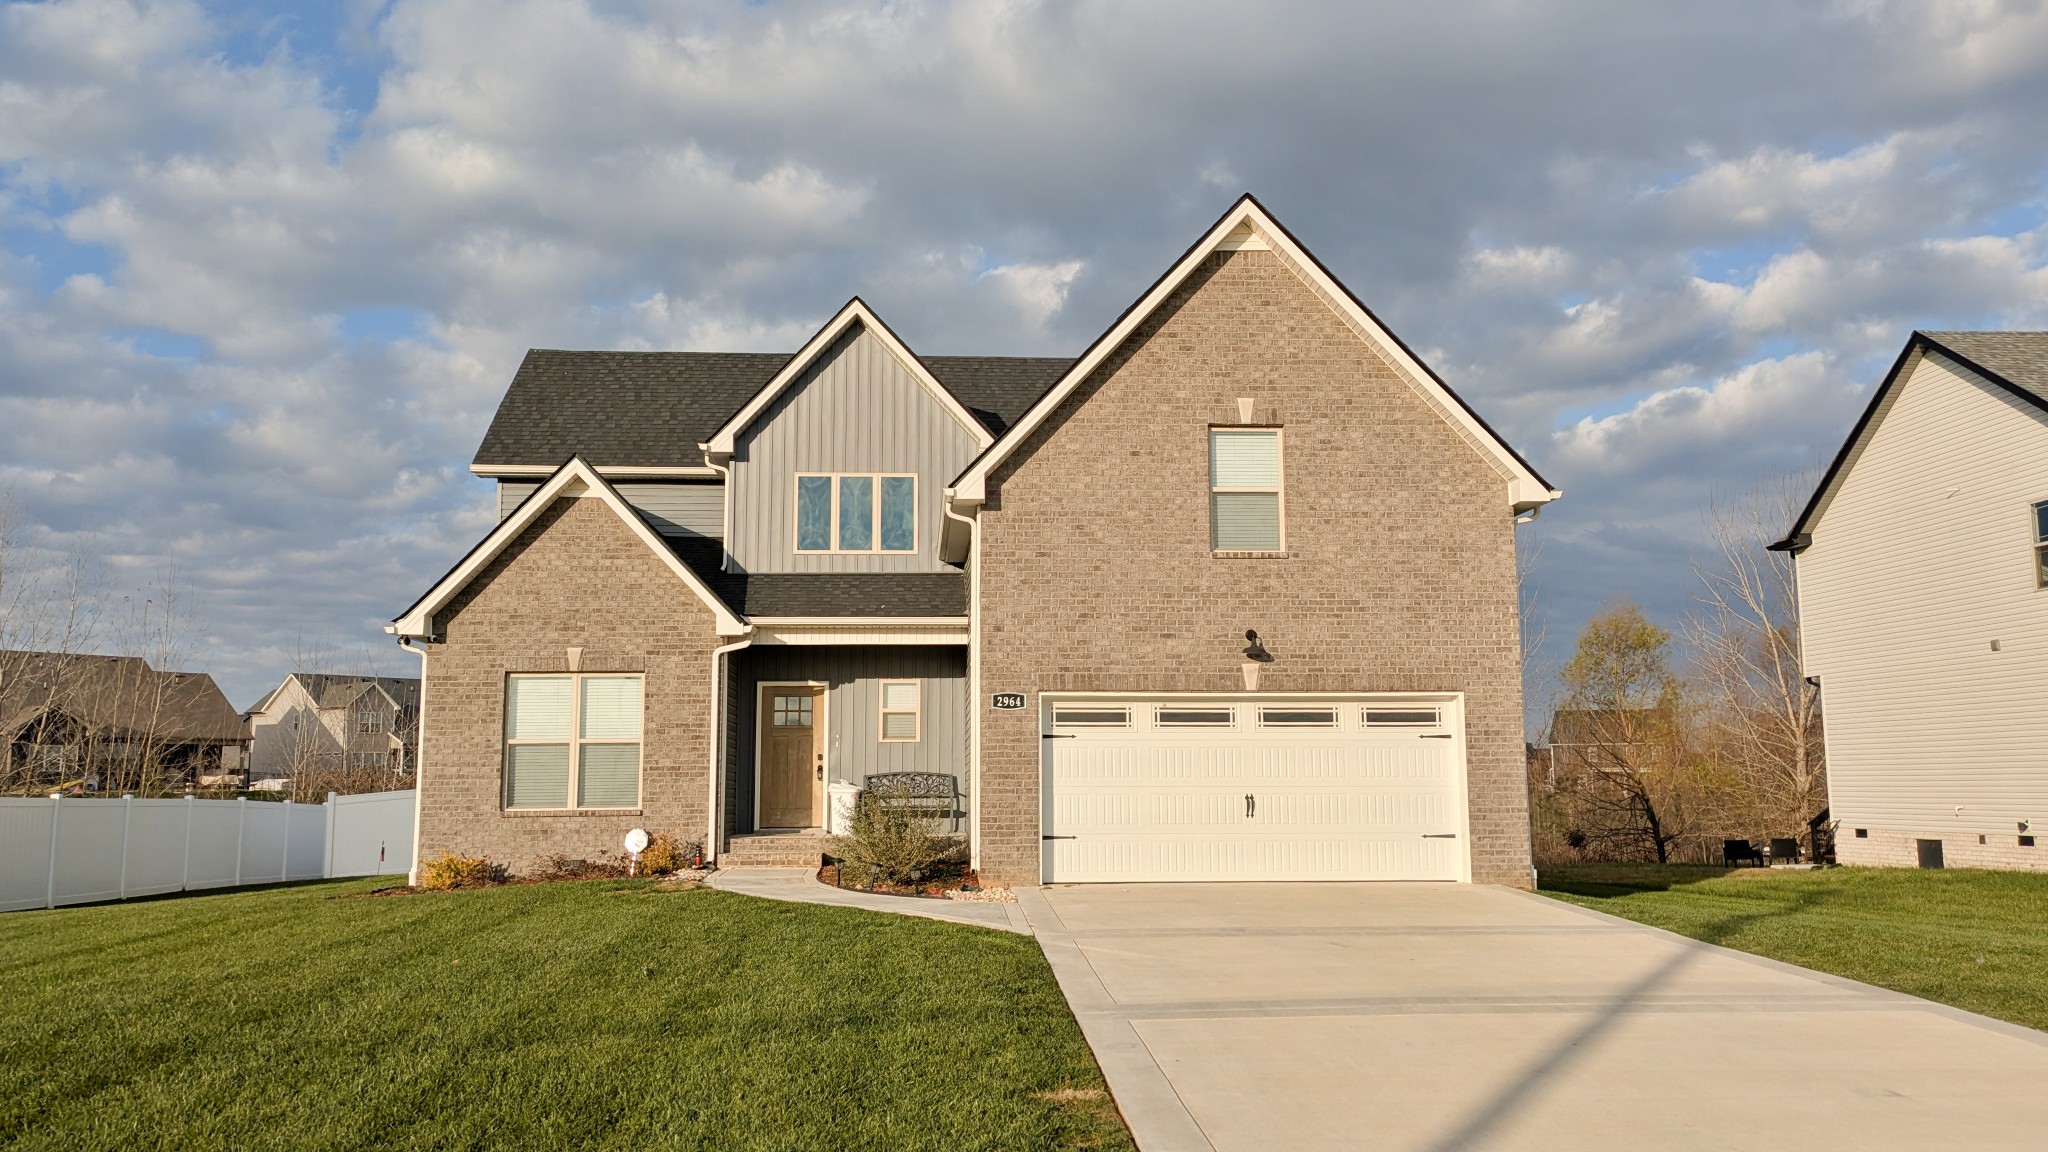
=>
[1686,474,1827,841]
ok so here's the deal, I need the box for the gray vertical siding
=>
[498,480,723,538]
[724,645,969,835]
[727,325,983,574]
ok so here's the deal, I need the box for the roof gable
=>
[949,195,1558,512]
[1773,331,2048,552]
[390,457,747,638]
[702,299,993,460]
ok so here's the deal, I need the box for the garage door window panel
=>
[1054,707,1131,728]
[1259,707,1337,727]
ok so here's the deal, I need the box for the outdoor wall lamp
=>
[1242,629,1274,663]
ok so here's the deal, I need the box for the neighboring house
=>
[391,195,1559,887]
[245,674,421,783]
[0,650,247,791]
[1545,707,1677,776]
[1775,331,2048,871]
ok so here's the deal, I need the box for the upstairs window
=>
[2035,500,2048,588]
[796,474,917,553]
[1210,429,1283,551]
[355,710,381,735]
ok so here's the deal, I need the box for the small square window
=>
[879,680,921,742]
[1854,828,1869,838]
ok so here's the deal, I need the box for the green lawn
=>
[0,878,1132,1152]
[1538,863,2048,1032]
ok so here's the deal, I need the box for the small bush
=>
[531,855,625,882]
[634,834,699,876]
[831,793,950,888]
[417,853,507,891]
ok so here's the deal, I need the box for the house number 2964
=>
[990,692,1026,710]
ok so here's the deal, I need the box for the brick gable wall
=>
[417,496,721,874]
[975,249,1533,887]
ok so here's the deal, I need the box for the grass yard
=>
[0,877,1133,1152]
[1538,863,2048,1033]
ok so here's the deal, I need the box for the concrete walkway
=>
[705,867,1031,934]
[1019,882,2048,1152]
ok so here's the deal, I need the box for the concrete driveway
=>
[1018,883,2048,1152]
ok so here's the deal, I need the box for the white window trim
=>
[2032,498,2048,590]
[503,672,644,812]
[794,472,918,555]
[1209,427,1286,553]
[879,678,922,743]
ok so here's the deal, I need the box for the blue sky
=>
[2,0,2046,710]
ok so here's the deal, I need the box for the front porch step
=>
[721,831,832,869]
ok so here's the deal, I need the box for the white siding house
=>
[1778,332,2048,870]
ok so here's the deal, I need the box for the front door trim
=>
[754,680,828,831]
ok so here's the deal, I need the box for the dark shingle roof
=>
[658,538,965,618]
[0,651,247,743]
[1922,332,2048,403]
[472,349,1071,468]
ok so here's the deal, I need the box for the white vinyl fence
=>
[0,789,416,913]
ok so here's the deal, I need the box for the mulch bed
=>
[816,860,984,899]
[331,868,716,900]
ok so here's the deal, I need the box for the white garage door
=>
[1040,695,1467,883]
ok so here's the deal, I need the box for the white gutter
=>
[701,445,735,572]
[707,630,755,864]
[942,492,983,871]
[395,633,428,886]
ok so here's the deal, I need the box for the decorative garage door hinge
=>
[1042,835,1077,841]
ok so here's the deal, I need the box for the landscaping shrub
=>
[417,852,508,890]
[531,855,626,882]
[831,793,951,887]
[634,833,699,875]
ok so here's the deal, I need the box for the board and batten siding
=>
[1797,349,2048,869]
[727,325,984,574]
[724,646,969,835]
[498,480,723,539]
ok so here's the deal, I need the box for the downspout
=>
[395,633,427,886]
[708,630,755,866]
[943,492,982,871]
[701,445,733,572]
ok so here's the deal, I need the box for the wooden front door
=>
[759,686,823,829]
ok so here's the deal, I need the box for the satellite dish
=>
[623,828,650,855]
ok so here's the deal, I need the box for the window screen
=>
[1211,430,1282,550]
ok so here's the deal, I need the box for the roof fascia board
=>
[390,456,748,638]
[1771,336,1927,552]
[950,195,1559,512]
[471,464,722,479]
[702,299,994,459]
[1773,334,2048,553]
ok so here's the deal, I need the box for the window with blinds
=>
[1210,429,1283,550]
[504,673,643,809]
[879,679,921,742]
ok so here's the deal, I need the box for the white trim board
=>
[949,196,1558,514]
[389,456,748,639]
[701,299,994,461]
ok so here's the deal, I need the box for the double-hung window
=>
[1210,429,1283,551]
[879,679,921,742]
[504,674,643,810]
[796,473,917,553]
[2035,500,2048,588]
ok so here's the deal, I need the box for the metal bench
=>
[1723,839,1765,867]
[862,772,960,833]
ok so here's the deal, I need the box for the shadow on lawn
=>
[1421,878,1831,1152]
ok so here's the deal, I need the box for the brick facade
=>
[974,250,1533,888]
[417,496,722,874]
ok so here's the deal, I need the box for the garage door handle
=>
[1042,835,1077,841]
[1245,794,1256,818]
[1422,833,1458,839]
[1042,734,1076,740]
[1420,734,1454,740]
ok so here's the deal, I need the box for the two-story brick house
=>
[391,196,1558,888]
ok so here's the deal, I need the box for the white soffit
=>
[700,298,994,460]
[949,196,1559,512]
[390,456,747,639]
